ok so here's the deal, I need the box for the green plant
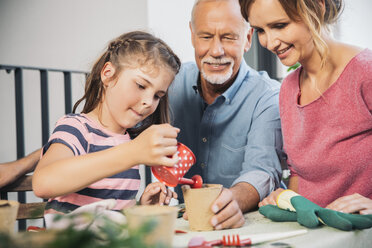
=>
[0,212,166,248]
[287,62,301,72]
[0,232,14,248]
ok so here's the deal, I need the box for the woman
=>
[239,0,372,214]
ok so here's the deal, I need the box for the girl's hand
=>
[258,188,284,207]
[326,193,372,214]
[132,124,180,167]
[140,182,178,205]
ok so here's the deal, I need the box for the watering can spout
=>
[178,175,203,188]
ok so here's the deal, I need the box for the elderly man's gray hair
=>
[190,0,250,29]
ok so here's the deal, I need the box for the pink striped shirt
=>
[43,114,140,214]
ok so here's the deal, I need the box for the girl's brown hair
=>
[72,31,181,137]
[239,0,344,67]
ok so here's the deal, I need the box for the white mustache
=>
[200,57,234,85]
[201,57,233,65]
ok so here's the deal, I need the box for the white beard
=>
[200,57,234,85]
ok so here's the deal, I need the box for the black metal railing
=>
[0,64,88,230]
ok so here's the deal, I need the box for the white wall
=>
[0,0,150,70]
[336,0,372,49]
[147,0,195,63]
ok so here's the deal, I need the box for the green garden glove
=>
[277,190,372,231]
[259,205,297,222]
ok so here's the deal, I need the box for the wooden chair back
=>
[0,175,46,220]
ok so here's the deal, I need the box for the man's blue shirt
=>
[169,61,283,201]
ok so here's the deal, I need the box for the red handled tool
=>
[188,230,307,247]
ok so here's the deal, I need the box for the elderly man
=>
[169,0,283,229]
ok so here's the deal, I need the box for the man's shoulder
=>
[243,68,281,95]
[172,62,199,88]
[176,62,199,79]
[181,61,198,70]
[178,61,199,74]
[249,68,279,83]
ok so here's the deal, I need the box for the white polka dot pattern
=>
[151,142,196,187]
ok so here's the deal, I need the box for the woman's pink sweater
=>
[280,49,372,207]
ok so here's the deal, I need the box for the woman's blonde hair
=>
[239,0,344,67]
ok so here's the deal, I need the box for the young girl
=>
[239,0,372,214]
[32,31,182,215]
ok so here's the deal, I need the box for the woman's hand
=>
[258,188,285,207]
[326,193,372,214]
[132,124,179,167]
[140,182,178,205]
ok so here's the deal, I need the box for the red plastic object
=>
[27,226,46,232]
[192,175,203,188]
[188,236,222,248]
[178,175,203,188]
[222,234,252,246]
[152,142,198,187]
[188,234,252,248]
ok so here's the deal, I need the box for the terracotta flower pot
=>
[0,200,19,234]
[182,184,223,231]
[124,205,179,247]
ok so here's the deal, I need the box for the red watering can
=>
[151,143,203,188]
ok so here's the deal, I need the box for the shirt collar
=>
[195,60,250,105]
[222,60,249,104]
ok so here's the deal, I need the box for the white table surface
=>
[173,211,372,248]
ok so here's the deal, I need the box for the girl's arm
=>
[33,141,139,198]
[33,124,179,199]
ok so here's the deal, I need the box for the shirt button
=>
[200,163,206,168]
[202,137,207,143]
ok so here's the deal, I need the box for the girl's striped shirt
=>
[42,113,140,214]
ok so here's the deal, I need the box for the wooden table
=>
[173,211,372,248]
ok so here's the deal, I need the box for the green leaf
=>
[287,62,301,72]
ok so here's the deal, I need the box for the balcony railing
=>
[0,64,88,230]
